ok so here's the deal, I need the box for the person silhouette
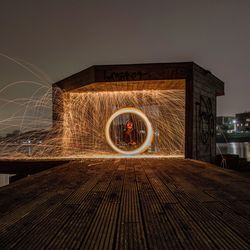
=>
[123,120,137,145]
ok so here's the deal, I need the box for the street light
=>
[233,119,237,132]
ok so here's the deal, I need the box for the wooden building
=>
[53,62,224,163]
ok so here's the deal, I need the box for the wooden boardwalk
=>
[0,158,249,249]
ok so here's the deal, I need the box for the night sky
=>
[0,0,250,120]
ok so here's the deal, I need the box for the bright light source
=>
[105,107,153,155]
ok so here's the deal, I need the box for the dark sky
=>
[0,0,250,118]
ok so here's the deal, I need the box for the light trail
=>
[0,53,185,159]
[62,89,185,158]
[105,107,153,155]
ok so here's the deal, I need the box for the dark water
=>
[217,142,250,161]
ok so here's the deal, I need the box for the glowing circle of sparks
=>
[105,107,153,155]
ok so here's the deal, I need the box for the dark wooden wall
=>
[52,62,224,163]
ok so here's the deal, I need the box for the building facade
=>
[236,112,250,132]
[53,62,224,163]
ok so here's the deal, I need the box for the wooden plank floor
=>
[0,158,249,249]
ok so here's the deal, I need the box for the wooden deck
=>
[0,158,249,249]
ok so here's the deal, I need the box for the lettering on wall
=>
[103,67,189,82]
[104,71,148,81]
